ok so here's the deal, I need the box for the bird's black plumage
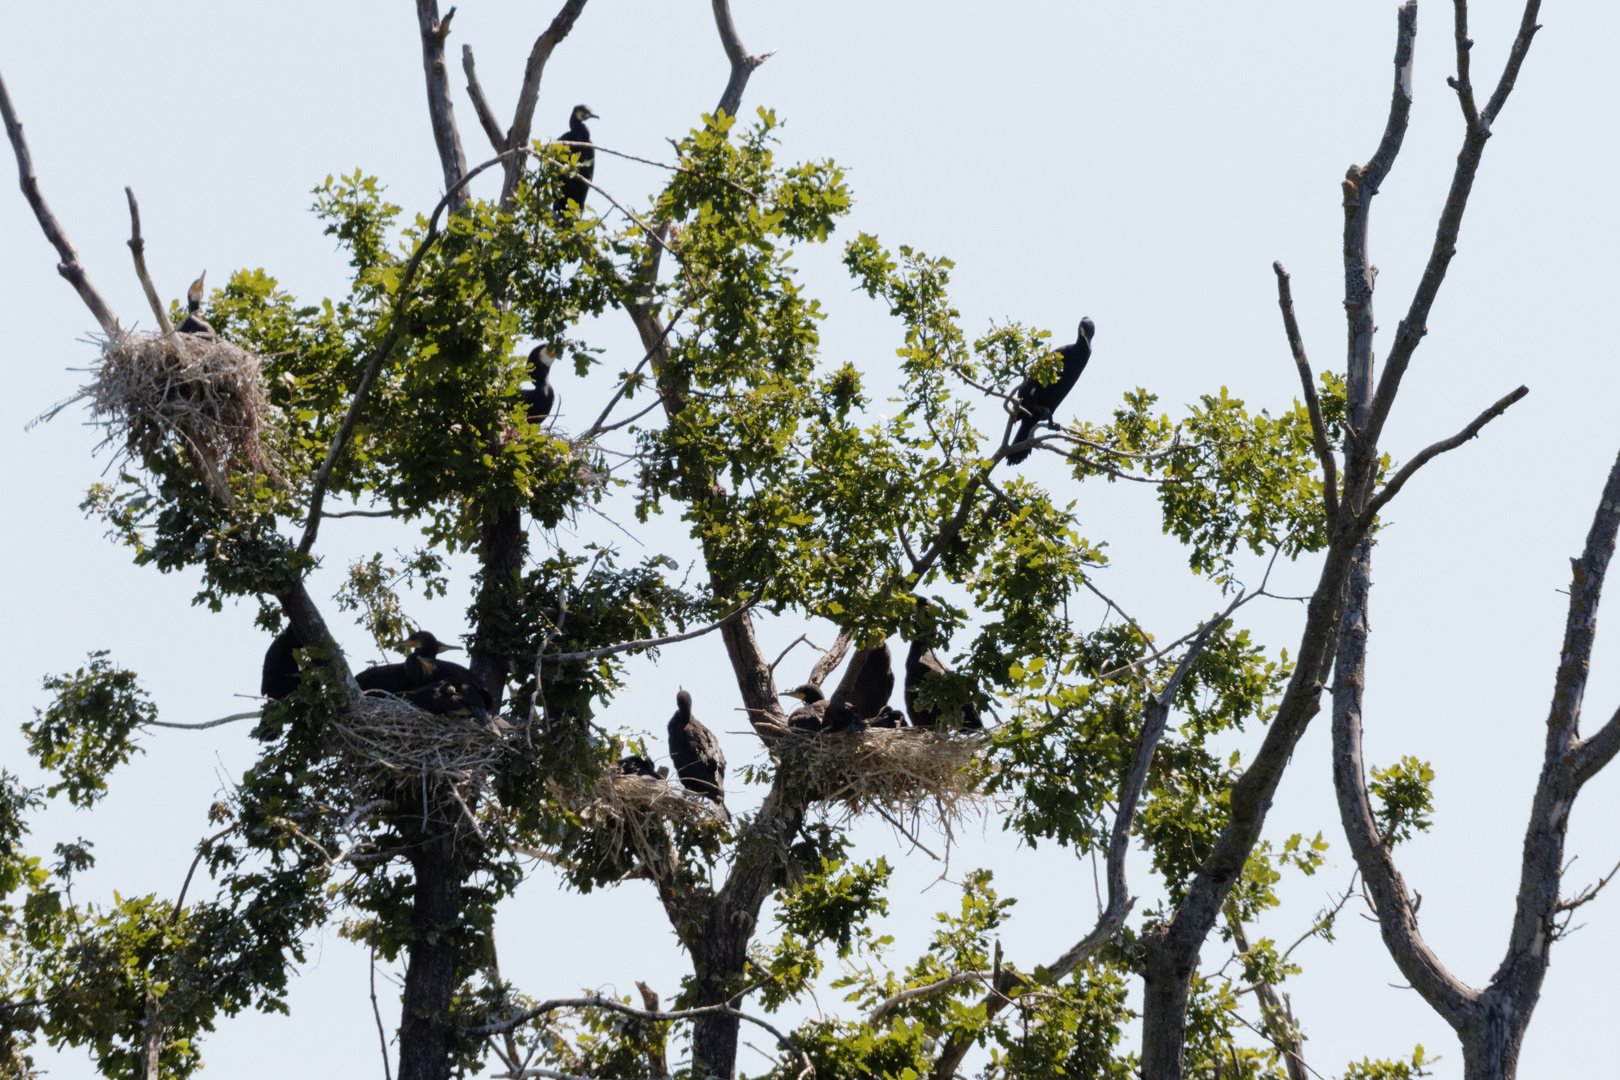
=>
[553,104,598,219]
[520,347,557,424]
[613,754,667,780]
[870,705,907,729]
[780,683,829,733]
[822,699,868,735]
[831,643,895,724]
[403,662,491,726]
[261,625,304,700]
[667,690,728,820]
[1006,317,1095,465]
[356,659,417,695]
[904,603,984,732]
[176,272,216,337]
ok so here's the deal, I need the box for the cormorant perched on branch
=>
[780,684,829,734]
[667,691,728,820]
[261,625,304,700]
[176,272,215,337]
[904,603,984,732]
[1006,317,1095,465]
[520,347,556,424]
[553,104,599,219]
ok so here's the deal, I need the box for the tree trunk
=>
[1138,925,1196,1080]
[1459,998,1530,1080]
[397,807,467,1080]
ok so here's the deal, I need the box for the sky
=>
[3,1,1619,1077]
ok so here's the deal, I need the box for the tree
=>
[0,3,1607,1080]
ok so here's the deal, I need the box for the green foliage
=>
[1343,1045,1435,1079]
[24,653,155,808]
[1369,757,1436,848]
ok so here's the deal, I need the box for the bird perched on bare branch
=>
[1006,317,1095,465]
[668,690,728,820]
[553,104,598,219]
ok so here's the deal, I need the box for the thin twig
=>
[1273,262,1338,522]
[538,586,761,664]
[147,711,260,730]
[1360,385,1528,524]
[124,188,174,335]
[371,947,394,1080]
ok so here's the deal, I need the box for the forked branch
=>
[1359,385,1528,524]
[1272,262,1338,522]
[713,0,776,120]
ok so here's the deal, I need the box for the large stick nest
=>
[771,727,987,833]
[557,774,726,873]
[325,693,507,801]
[59,330,282,500]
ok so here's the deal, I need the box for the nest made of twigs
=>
[558,773,726,873]
[326,693,506,793]
[773,727,986,832]
[61,330,282,500]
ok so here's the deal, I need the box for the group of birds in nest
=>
[251,104,1102,827]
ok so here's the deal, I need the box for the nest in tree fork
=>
[773,727,987,834]
[557,774,724,874]
[58,330,282,501]
[324,694,507,809]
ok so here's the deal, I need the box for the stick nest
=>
[326,693,506,798]
[774,728,986,832]
[68,330,282,500]
[559,774,726,873]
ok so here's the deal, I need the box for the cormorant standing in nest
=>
[1006,317,1095,465]
[520,347,556,424]
[261,625,304,700]
[613,754,668,780]
[904,603,984,732]
[553,104,599,219]
[780,684,829,733]
[176,272,216,337]
[667,691,727,820]
[822,699,868,735]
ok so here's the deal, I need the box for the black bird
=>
[830,643,895,725]
[176,272,216,337]
[613,754,668,780]
[822,699,868,735]
[356,657,416,695]
[520,347,557,424]
[1006,317,1096,465]
[904,603,984,732]
[261,625,305,700]
[870,705,906,729]
[667,691,728,820]
[780,683,829,734]
[553,104,599,219]
[403,659,492,726]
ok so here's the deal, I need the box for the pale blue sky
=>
[3,2,1618,1076]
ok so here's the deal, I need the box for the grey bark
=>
[415,0,469,213]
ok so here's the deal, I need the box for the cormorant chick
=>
[668,691,727,820]
[176,272,216,337]
[870,705,906,729]
[520,347,556,423]
[904,603,984,732]
[553,104,599,219]
[404,658,491,726]
[1006,317,1095,465]
[261,625,304,700]
[613,754,668,780]
[780,683,829,734]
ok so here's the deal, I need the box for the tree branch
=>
[870,972,990,1026]
[1359,385,1528,524]
[124,188,173,335]
[0,67,121,337]
[1273,262,1337,522]
[460,45,506,154]
[415,1,469,211]
[1561,443,1620,787]
[712,0,776,121]
[537,588,761,664]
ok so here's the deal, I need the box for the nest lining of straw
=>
[773,727,986,832]
[66,330,282,500]
[551,773,726,873]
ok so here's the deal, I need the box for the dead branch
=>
[500,0,591,207]
[1360,385,1529,524]
[460,45,506,154]
[124,188,173,335]
[415,1,469,210]
[538,587,761,664]
[1273,262,1337,522]
[712,0,776,120]
[870,971,990,1026]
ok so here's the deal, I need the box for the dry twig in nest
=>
[326,693,507,804]
[38,330,282,501]
[771,728,987,838]
[552,774,726,874]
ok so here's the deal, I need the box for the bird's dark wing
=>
[261,627,303,700]
[357,663,414,694]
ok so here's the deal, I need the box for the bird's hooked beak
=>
[398,636,422,652]
[781,688,807,701]
[436,643,461,653]
[187,271,207,309]
[585,108,600,120]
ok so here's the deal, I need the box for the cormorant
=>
[261,625,304,700]
[355,631,495,714]
[667,691,728,820]
[613,754,668,780]
[870,705,906,729]
[176,272,216,337]
[403,658,492,726]
[830,643,895,725]
[822,699,868,735]
[904,603,984,732]
[1006,317,1095,465]
[520,347,556,424]
[553,104,598,219]
[780,684,829,734]
[356,657,416,695]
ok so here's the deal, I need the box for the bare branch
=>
[538,588,761,664]
[768,634,824,673]
[808,630,853,687]
[371,949,394,1080]
[1448,0,1482,129]
[146,711,259,731]
[1481,1,1543,126]
[1555,857,1620,916]
[1273,262,1337,522]
[712,0,776,121]
[0,68,121,336]
[1360,385,1528,524]
[1564,444,1620,785]
[415,1,469,211]
[124,188,173,335]
[461,45,507,154]
[870,972,989,1026]
[501,0,591,207]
